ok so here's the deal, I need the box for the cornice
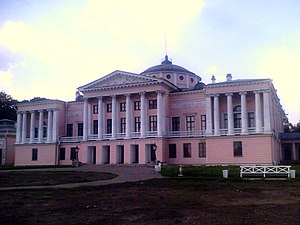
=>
[205,79,271,89]
[17,100,65,107]
[170,89,204,96]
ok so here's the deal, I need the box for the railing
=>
[167,130,205,138]
[240,165,291,178]
[60,136,83,143]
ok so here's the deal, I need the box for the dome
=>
[140,55,195,75]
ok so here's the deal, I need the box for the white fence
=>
[240,165,291,178]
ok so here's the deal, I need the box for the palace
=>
[15,56,288,166]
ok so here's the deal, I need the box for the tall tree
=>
[0,91,18,121]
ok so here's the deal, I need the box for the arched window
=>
[233,105,241,128]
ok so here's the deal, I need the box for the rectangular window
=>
[234,113,241,128]
[172,117,180,131]
[186,115,195,131]
[34,127,38,138]
[120,118,126,133]
[77,123,83,136]
[135,117,141,132]
[183,143,191,158]
[67,124,73,137]
[106,119,112,134]
[134,101,141,110]
[233,141,243,157]
[93,120,98,135]
[149,116,157,131]
[59,148,65,160]
[149,100,157,109]
[32,148,38,161]
[248,112,255,127]
[198,143,206,158]
[43,126,47,138]
[93,105,98,114]
[201,115,206,130]
[169,144,177,158]
[107,103,112,112]
[120,102,126,112]
[70,148,76,160]
[224,114,228,129]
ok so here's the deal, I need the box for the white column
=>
[240,92,248,134]
[140,92,146,138]
[87,101,92,135]
[263,90,271,133]
[83,98,88,141]
[111,95,117,139]
[16,112,22,144]
[255,91,263,133]
[157,91,163,137]
[205,95,212,135]
[52,109,59,142]
[38,110,44,143]
[125,94,132,139]
[226,93,234,135]
[21,112,27,144]
[47,110,53,143]
[292,143,297,161]
[97,96,103,140]
[213,94,220,136]
[30,111,36,143]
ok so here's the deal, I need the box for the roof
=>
[140,55,195,75]
[207,78,271,86]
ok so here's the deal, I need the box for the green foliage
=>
[0,91,18,121]
[161,165,240,179]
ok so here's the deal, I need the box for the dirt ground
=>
[0,178,299,225]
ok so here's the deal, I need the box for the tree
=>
[0,91,18,121]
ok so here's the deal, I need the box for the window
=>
[233,106,241,128]
[149,116,157,131]
[169,144,177,158]
[233,141,243,157]
[179,75,184,80]
[107,119,112,134]
[248,112,255,127]
[70,148,76,160]
[198,143,206,158]
[93,120,98,135]
[191,78,194,83]
[172,117,180,131]
[43,122,47,138]
[32,148,38,161]
[166,74,171,79]
[134,101,141,110]
[224,114,228,129]
[67,124,73,137]
[77,123,83,136]
[186,115,195,131]
[93,105,98,114]
[149,100,157,109]
[120,118,126,133]
[34,127,38,138]
[135,117,141,132]
[201,115,206,130]
[59,148,65,160]
[120,102,126,112]
[107,103,112,112]
[183,143,191,158]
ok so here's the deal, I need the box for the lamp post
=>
[75,146,79,167]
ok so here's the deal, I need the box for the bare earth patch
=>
[0,178,299,224]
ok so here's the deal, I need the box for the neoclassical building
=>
[15,56,287,166]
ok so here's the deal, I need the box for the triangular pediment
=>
[78,70,162,92]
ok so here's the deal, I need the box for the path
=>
[0,164,163,191]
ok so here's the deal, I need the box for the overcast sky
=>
[0,0,300,123]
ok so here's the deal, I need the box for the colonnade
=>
[206,90,271,136]
[16,109,59,144]
[82,91,165,141]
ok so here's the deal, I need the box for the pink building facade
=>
[15,56,286,166]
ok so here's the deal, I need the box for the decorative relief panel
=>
[171,102,205,109]
[68,111,83,117]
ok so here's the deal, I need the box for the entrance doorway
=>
[102,146,110,164]
[87,146,96,165]
[283,146,292,160]
[131,145,139,164]
[145,144,157,163]
[116,145,124,164]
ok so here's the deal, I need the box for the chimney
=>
[211,75,216,84]
[226,73,232,81]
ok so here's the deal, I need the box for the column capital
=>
[97,96,103,100]
[139,91,146,96]
[239,91,247,95]
[125,93,131,97]
[213,94,220,97]
[29,110,36,113]
[253,90,262,94]
[262,89,270,93]
[156,90,164,95]
[38,110,44,113]
[225,92,233,96]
